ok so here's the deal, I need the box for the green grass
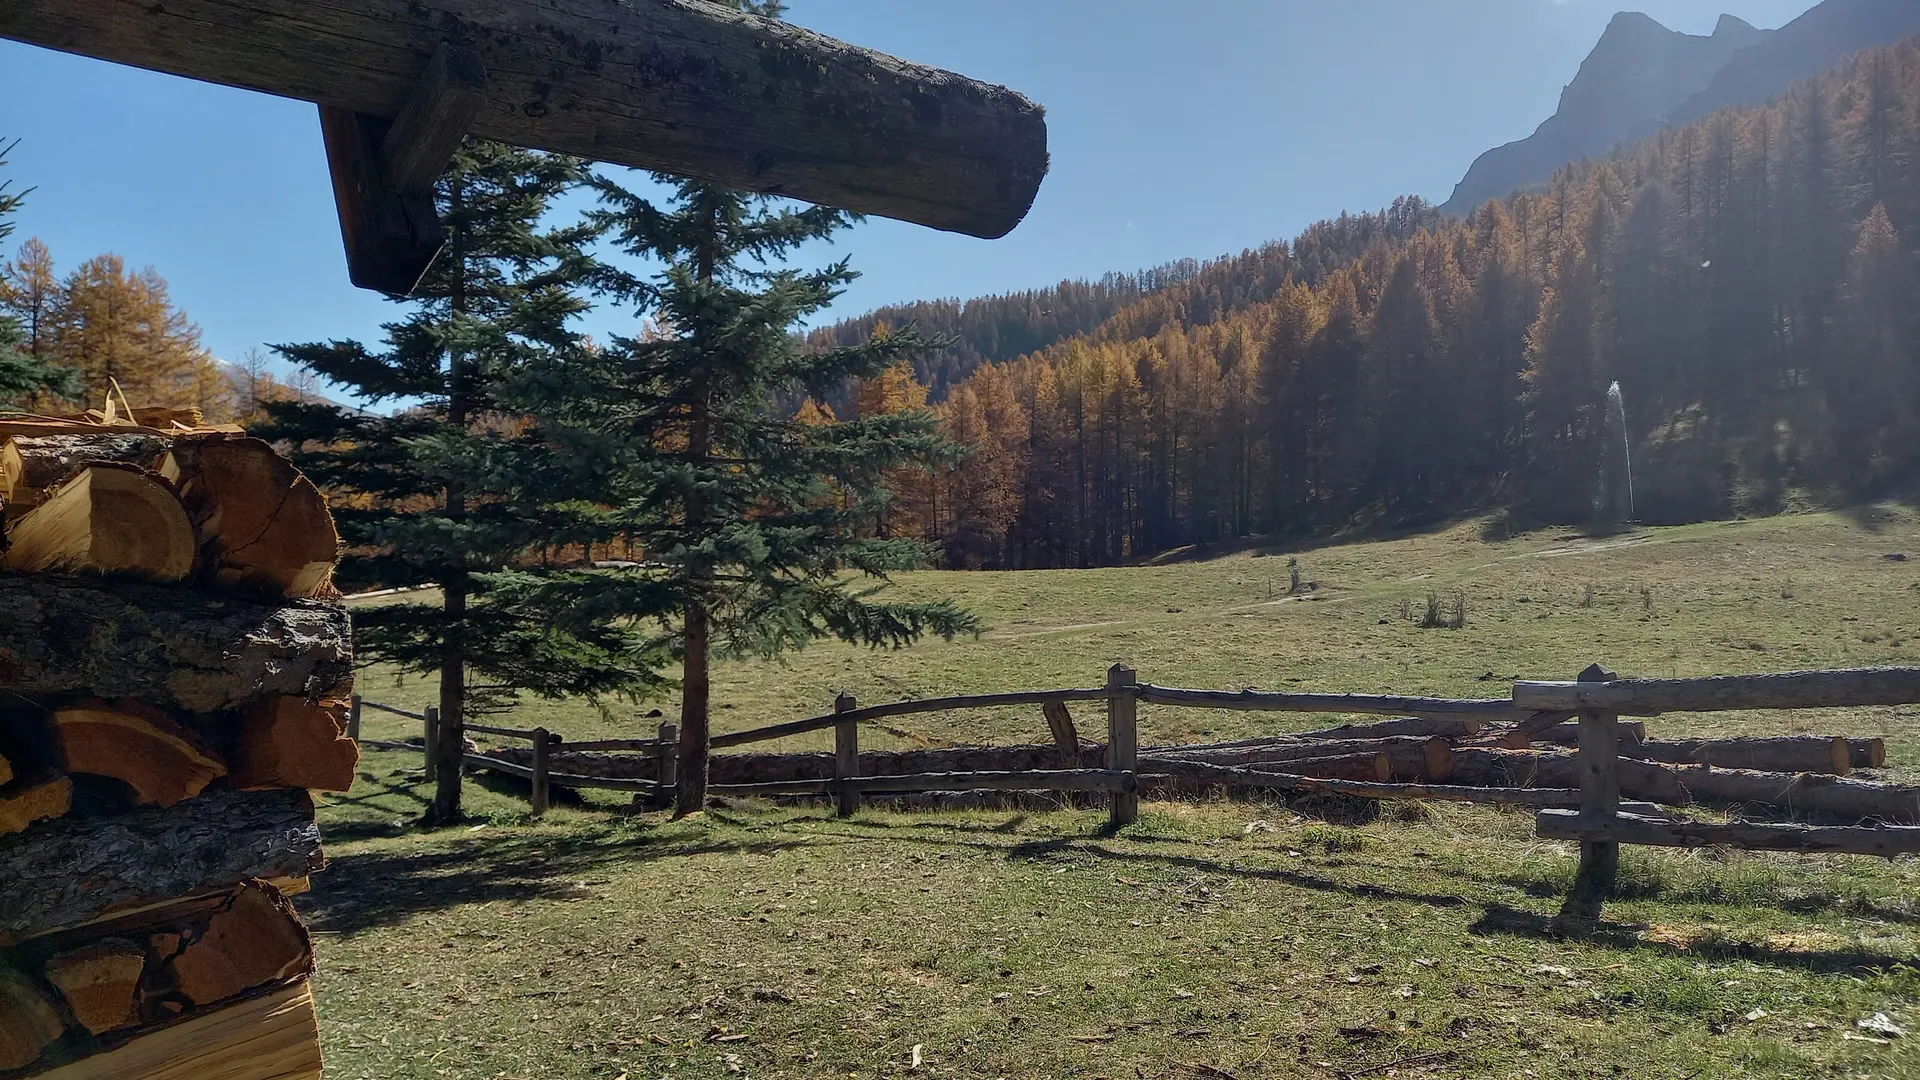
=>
[313,509,1920,1077]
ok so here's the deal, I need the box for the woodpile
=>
[480,708,1911,823]
[0,417,349,1079]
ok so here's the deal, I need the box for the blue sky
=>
[0,0,1818,379]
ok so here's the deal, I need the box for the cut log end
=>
[0,774,73,837]
[0,966,65,1071]
[54,701,227,807]
[162,438,341,599]
[231,697,360,793]
[164,883,314,1007]
[2,463,195,582]
[44,940,145,1035]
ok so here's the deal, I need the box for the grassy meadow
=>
[312,509,1920,1078]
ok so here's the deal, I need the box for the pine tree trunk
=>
[674,210,719,818]
[428,173,470,825]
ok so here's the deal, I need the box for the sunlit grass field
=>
[313,508,1920,1078]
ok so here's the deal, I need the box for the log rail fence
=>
[352,663,1920,918]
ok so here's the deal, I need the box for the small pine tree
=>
[494,172,979,816]
[263,140,661,823]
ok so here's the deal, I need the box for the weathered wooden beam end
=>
[320,41,488,295]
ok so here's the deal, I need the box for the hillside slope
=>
[1671,0,1920,126]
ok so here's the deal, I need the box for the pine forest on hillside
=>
[833,39,1920,569]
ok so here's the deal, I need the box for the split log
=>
[1150,736,1453,783]
[43,941,144,1034]
[0,1,1048,241]
[3,464,196,582]
[34,981,323,1080]
[1851,738,1888,769]
[1622,736,1850,776]
[0,751,10,787]
[1538,810,1920,856]
[230,697,359,793]
[1683,768,1920,824]
[1449,748,1700,807]
[0,433,171,509]
[0,788,323,946]
[53,701,226,807]
[160,438,340,598]
[0,966,64,1071]
[0,774,73,837]
[165,884,313,1007]
[0,575,354,712]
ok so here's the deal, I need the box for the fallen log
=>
[43,940,144,1035]
[1149,736,1453,783]
[3,463,196,582]
[0,965,64,1071]
[53,700,226,807]
[1141,753,1388,785]
[0,774,73,837]
[1683,768,1920,824]
[1538,809,1920,856]
[33,982,323,1080]
[164,884,313,1007]
[1623,736,1850,776]
[0,576,354,712]
[0,433,172,510]
[160,437,340,599]
[0,0,1049,241]
[1288,715,1483,740]
[1449,748,1700,807]
[1851,738,1888,769]
[1520,721,1648,748]
[229,697,359,793]
[0,788,324,946]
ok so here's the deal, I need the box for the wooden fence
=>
[352,662,1920,913]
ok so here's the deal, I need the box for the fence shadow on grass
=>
[298,826,810,934]
[1469,902,1915,975]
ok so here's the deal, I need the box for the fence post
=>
[423,705,441,783]
[654,722,679,810]
[1107,664,1138,828]
[347,694,362,742]
[530,728,551,817]
[1572,663,1621,907]
[834,692,859,818]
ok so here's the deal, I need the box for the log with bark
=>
[0,434,172,513]
[1850,738,1888,769]
[1683,768,1920,823]
[0,575,353,713]
[52,701,226,808]
[1148,735,1454,783]
[1621,736,1851,776]
[0,774,72,838]
[2,464,196,582]
[1449,748,1701,807]
[1289,715,1484,740]
[229,697,359,793]
[0,788,323,946]
[160,437,341,599]
[1538,809,1920,856]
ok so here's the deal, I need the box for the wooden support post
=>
[379,41,488,195]
[423,705,441,784]
[1567,663,1621,920]
[347,694,362,743]
[653,722,679,811]
[834,692,859,819]
[1108,664,1139,827]
[529,727,551,817]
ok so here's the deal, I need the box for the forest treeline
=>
[836,37,1920,569]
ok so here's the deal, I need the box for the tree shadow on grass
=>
[1469,903,1916,975]
[298,825,809,935]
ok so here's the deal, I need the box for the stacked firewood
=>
[0,413,352,1078]
[487,709,1914,822]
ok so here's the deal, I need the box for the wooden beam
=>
[1537,809,1920,856]
[318,105,444,295]
[379,41,487,195]
[0,0,1050,240]
[1514,667,1920,715]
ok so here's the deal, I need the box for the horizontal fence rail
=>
[1137,685,1523,719]
[713,768,1137,799]
[1514,667,1920,715]
[711,688,1115,750]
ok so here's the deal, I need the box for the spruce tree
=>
[0,139,78,410]
[494,173,979,816]
[263,140,659,824]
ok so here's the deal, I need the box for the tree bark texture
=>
[0,0,1049,239]
[0,576,352,714]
